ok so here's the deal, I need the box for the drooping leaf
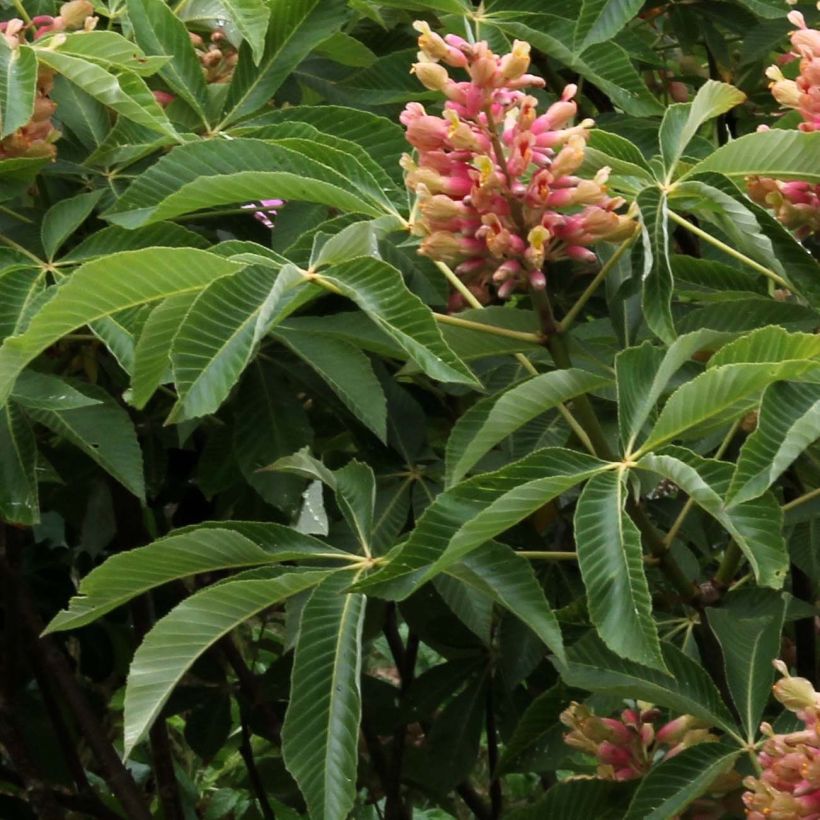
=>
[282,572,365,820]
[0,40,37,139]
[0,402,38,525]
[575,469,665,670]
[41,190,104,261]
[0,248,244,407]
[638,186,676,343]
[123,569,331,757]
[11,371,101,411]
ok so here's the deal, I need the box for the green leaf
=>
[273,325,387,441]
[553,633,738,734]
[222,0,347,125]
[638,186,676,343]
[575,0,645,50]
[508,781,629,820]
[46,31,168,75]
[728,381,820,507]
[282,572,365,820]
[357,448,606,599]
[0,403,38,525]
[123,569,331,757]
[659,81,746,178]
[624,743,742,820]
[0,267,44,341]
[220,0,271,65]
[23,383,145,500]
[44,525,344,633]
[707,603,785,740]
[0,40,36,139]
[581,129,654,184]
[448,541,564,661]
[708,325,820,368]
[615,329,738,453]
[637,447,788,588]
[575,469,665,670]
[0,248,244,407]
[11,371,101,411]
[62,223,209,263]
[41,190,104,262]
[447,368,610,485]
[35,50,177,138]
[126,0,209,123]
[104,139,387,229]
[683,130,820,183]
[319,257,478,387]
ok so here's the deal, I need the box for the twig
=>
[486,685,502,819]
[238,712,275,820]
[433,311,542,343]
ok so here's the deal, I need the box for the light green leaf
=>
[356,448,606,599]
[575,0,645,50]
[0,40,36,138]
[0,266,43,341]
[447,368,609,485]
[624,743,742,820]
[41,190,104,262]
[222,0,347,125]
[683,129,820,183]
[23,383,145,500]
[124,569,331,757]
[707,603,785,740]
[44,525,344,633]
[319,257,478,387]
[0,403,38,525]
[552,633,738,734]
[575,469,665,670]
[708,325,820,368]
[126,0,209,123]
[638,186,676,343]
[659,81,746,178]
[0,248,244,407]
[273,325,387,441]
[45,31,168,75]
[104,139,387,229]
[282,572,365,820]
[728,381,820,507]
[448,541,564,660]
[35,50,177,138]
[637,447,788,588]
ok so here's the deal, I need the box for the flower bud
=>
[412,61,450,92]
[59,0,94,28]
[773,674,819,712]
[499,40,531,81]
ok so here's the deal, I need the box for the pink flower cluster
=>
[0,1,97,40]
[747,10,820,238]
[743,661,820,819]
[401,22,634,304]
[241,198,284,230]
[560,701,716,781]
[190,28,238,85]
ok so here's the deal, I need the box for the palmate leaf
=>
[447,541,564,660]
[575,469,665,670]
[637,447,788,588]
[104,139,389,229]
[318,257,479,387]
[659,81,746,178]
[44,525,346,633]
[356,448,607,599]
[682,129,820,183]
[123,569,332,757]
[446,368,611,485]
[23,383,145,501]
[222,0,347,126]
[0,402,38,525]
[623,743,742,820]
[0,40,36,139]
[707,603,785,740]
[0,248,244,407]
[728,381,820,507]
[282,572,365,820]
[553,633,739,735]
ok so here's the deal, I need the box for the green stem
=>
[433,312,541,344]
[0,206,33,224]
[713,540,743,588]
[11,0,31,23]
[558,234,636,334]
[0,234,43,266]
[667,211,790,289]
[783,485,820,512]
[517,551,577,561]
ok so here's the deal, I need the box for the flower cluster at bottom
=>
[401,22,634,305]
[743,661,820,819]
